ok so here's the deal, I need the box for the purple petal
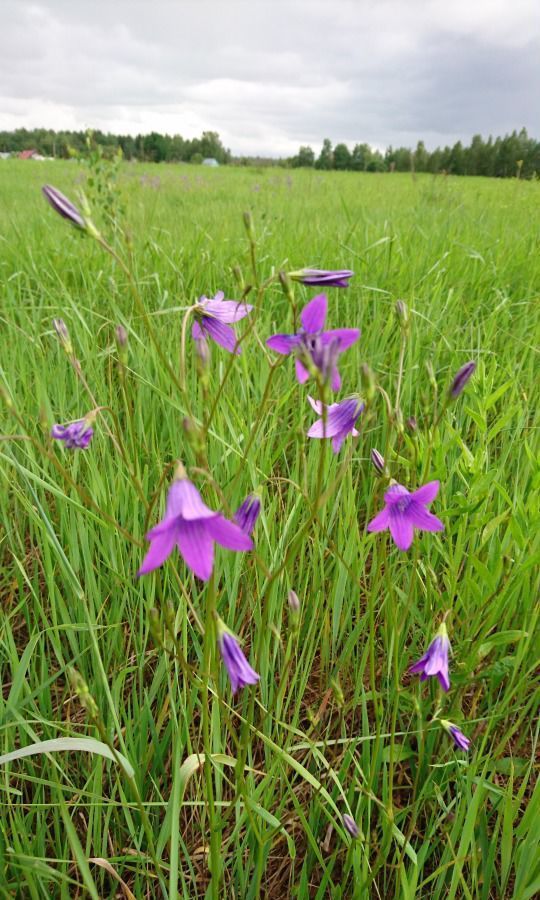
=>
[295,358,310,383]
[51,424,68,439]
[367,507,390,532]
[192,321,204,340]
[307,395,324,414]
[409,653,429,675]
[331,432,346,453]
[266,333,301,355]
[384,484,410,505]
[322,328,361,352]
[165,480,215,521]
[307,398,361,439]
[176,519,215,581]
[330,365,341,391]
[408,502,444,533]
[437,670,450,692]
[206,515,253,551]
[411,481,440,505]
[202,318,240,353]
[138,525,178,575]
[203,298,253,323]
[300,294,327,332]
[388,508,414,551]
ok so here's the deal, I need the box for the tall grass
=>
[1,160,539,898]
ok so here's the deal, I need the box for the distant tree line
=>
[0,128,231,164]
[2,126,539,177]
[290,129,540,178]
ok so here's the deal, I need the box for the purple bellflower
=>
[192,291,253,354]
[307,395,364,453]
[51,413,95,450]
[217,622,260,694]
[367,480,444,552]
[442,720,471,751]
[138,467,253,582]
[409,622,451,691]
[42,184,86,229]
[234,494,261,535]
[266,293,360,390]
[289,268,354,288]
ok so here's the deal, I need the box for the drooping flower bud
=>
[406,415,417,433]
[234,494,261,535]
[42,184,86,230]
[243,210,256,242]
[450,361,476,398]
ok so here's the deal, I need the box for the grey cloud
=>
[0,0,538,154]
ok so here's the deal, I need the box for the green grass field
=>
[1,159,539,899]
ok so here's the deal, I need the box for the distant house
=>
[19,149,40,160]
[0,152,11,160]
[202,158,219,167]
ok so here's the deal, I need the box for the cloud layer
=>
[1,0,538,155]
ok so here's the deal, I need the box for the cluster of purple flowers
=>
[43,184,475,750]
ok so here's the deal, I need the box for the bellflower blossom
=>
[266,293,360,390]
[217,623,260,694]
[192,291,253,354]
[367,481,444,551]
[138,468,253,582]
[51,414,95,450]
[441,719,471,751]
[409,622,451,691]
[307,395,364,453]
[289,268,354,288]
[234,494,261,535]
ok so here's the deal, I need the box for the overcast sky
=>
[1,0,538,156]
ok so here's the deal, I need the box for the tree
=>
[352,143,372,171]
[333,143,352,170]
[315,138,333,170]
[291,146,315,168]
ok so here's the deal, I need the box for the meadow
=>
[0,159,539,899]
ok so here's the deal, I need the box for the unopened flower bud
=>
[42,184,86,230]
[279,270,295,305]
[195,335,211,378]
[115,324,128,348]
[407,415,417,433]
[394,408,404,434]
[371,449,386,476]
[360,364,376,402]
[243,210,256,242]
[450,361,476,398]
[68,667,99,722]
[330,676,344,707]
[53,318,73,355]
[343,814,360,839]
[394,299,410,332]
[288,590,300,612]
[182,417,205,456]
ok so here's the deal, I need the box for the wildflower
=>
[342,814,359,838]
[450,361,476,398]
[138,466,252,582]
[51,414,95,450]
[42,184,86,229]
[234,494,261,535]
[371,449,386,476]
[266,293,360,390]
[441,719,471,751]
[367,480,444,551]
[192,291,253,355]
[307,395,364,453]
[409,622,451,691]
[115,325,128,348]
[217,621,259,694]
[289,268,354,288]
